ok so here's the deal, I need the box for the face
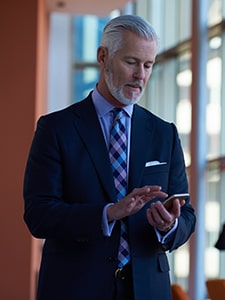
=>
[97,31,158,107]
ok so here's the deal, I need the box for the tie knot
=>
[112,108,124,121]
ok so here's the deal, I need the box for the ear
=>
[97,46,108,65]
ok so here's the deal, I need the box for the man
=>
[23,15,196,300]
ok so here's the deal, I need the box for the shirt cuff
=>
[154,218,178,244]
[102,203,116,236]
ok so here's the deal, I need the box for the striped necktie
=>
[109,108,131,267]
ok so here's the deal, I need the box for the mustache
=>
[126,81,144,89]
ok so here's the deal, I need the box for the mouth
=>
[126,83,142,94]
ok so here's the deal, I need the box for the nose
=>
[133,64,145,80]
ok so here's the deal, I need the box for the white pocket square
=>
[145,161,167,167]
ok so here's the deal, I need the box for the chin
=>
[118,97,140,106]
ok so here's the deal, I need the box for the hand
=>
[107,185,167,222]
[146,198,185,232]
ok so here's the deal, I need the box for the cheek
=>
[113,75,123,87]
[111,62,130,86]
[110,70,124,88]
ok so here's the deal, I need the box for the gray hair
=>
[100,15,159,57]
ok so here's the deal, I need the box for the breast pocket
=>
[142,164,169,191]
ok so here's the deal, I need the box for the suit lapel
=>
[71,97,155,200]
[71,96,117,202]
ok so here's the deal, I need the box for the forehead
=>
[115,31,158,61]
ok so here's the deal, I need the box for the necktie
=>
[109,108,130,267]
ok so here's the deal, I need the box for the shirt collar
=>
[92,86,133,118]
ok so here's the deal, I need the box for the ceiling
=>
[46,0,132,16]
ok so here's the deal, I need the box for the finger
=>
[146,208,156,226]
[126,197,137,211]
[180,199,186,206]
[141,192,168,206]
[132,185,161,196]
[147,185,163,191]
[131,186,151,196]
[147,208,170,231]
[151,201,174,221]
[147,191,168,199]
[149,203,164,224]
[146,207,165,228]
[164,199,182,217]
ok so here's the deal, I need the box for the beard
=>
[104,65,145,106]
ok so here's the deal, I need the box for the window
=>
[137,0,225,290]
[72,15,110,102]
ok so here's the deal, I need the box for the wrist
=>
[106,204,115,222]
[158,220,175,234]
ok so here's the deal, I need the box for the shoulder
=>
[37,93,93,127]
[133,104,177,134]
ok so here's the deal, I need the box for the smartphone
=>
[163,193,190,210]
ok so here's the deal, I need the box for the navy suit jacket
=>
[23,93,196,300]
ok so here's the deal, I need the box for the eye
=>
[144,63,153,70]
[126,60,136,65]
